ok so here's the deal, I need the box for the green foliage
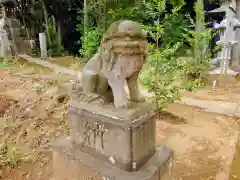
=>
[169,0,185,7]
[162,10,188,46]
[179,0,212,89]
[0,59,9,69]
[141,0,212,109]
[44,18,67,57]
[78,0,143,60]
[106,6,142,26]
[32,83,43,94]
[0,58,16,69]
[141,43,182,109]
[141,1,185,110]
[79,27,102,60]
[86,0,143,29]
[143,0,167,21]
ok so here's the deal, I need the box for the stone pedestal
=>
[52,100,173,180]
[53,138,173,180]
[69,100,156,172]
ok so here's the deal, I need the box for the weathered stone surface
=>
[81,20,148,108]
[52,137,173,180]
[69,100,156,172]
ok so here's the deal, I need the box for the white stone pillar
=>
[39,33,47,59]
[0,31,12,58]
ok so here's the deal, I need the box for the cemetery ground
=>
[0,58,240,180]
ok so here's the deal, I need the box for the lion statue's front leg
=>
[104,70,132,108]
[81,52,114,105]
[127,72,145,103]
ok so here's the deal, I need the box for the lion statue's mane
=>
[99,20,148,72]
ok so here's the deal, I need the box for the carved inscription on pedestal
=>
[82,120,108,148]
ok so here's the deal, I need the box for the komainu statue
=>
[81,20,148,108]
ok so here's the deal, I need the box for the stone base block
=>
[52,138,173,180]
[69,100,156,172]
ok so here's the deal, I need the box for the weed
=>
[0,58,10,69]
[0,143,21,168]
[31,119,43,129]
[32,83,43,94]
[0,118,20,133]
[52,72,65,87]
[3,121,21,133]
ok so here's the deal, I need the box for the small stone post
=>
[0,31,12,58]
[39,33,47,60]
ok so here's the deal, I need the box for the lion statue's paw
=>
[114,100,132,108]
[131,95,145,103]
[99,96,110,105]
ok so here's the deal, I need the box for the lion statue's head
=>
[100,20,148,71]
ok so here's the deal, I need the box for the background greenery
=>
[12,0,221,56]
[11,0,224,109]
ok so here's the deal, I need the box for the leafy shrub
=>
[141,43,182,109]
[44,20,67,57]
[178,1,212,90]
[162,10,189,46]
[140,1,186,110]
[79,27,102,60]
[106,6,143,26]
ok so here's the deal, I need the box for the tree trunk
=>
[19,0,31,39]
[9,21,18,56]
[194,0,205,65]
[57,20,62,54]
[83,0,88,34]
[41,0,51,47]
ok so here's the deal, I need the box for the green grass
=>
[0,60,9,69]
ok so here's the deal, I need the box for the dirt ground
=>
[0,60,240,180]
[183,81,240,180]
[47,56,85,70]
[184,82,240,103]
[160,105,239,180]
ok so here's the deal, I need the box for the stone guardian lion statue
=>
[81,20,148,108]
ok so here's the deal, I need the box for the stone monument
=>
[52,20,173,180]
[0,0,32,55]
[208,1,239,77]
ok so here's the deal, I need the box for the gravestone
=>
[52,20,173,180]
